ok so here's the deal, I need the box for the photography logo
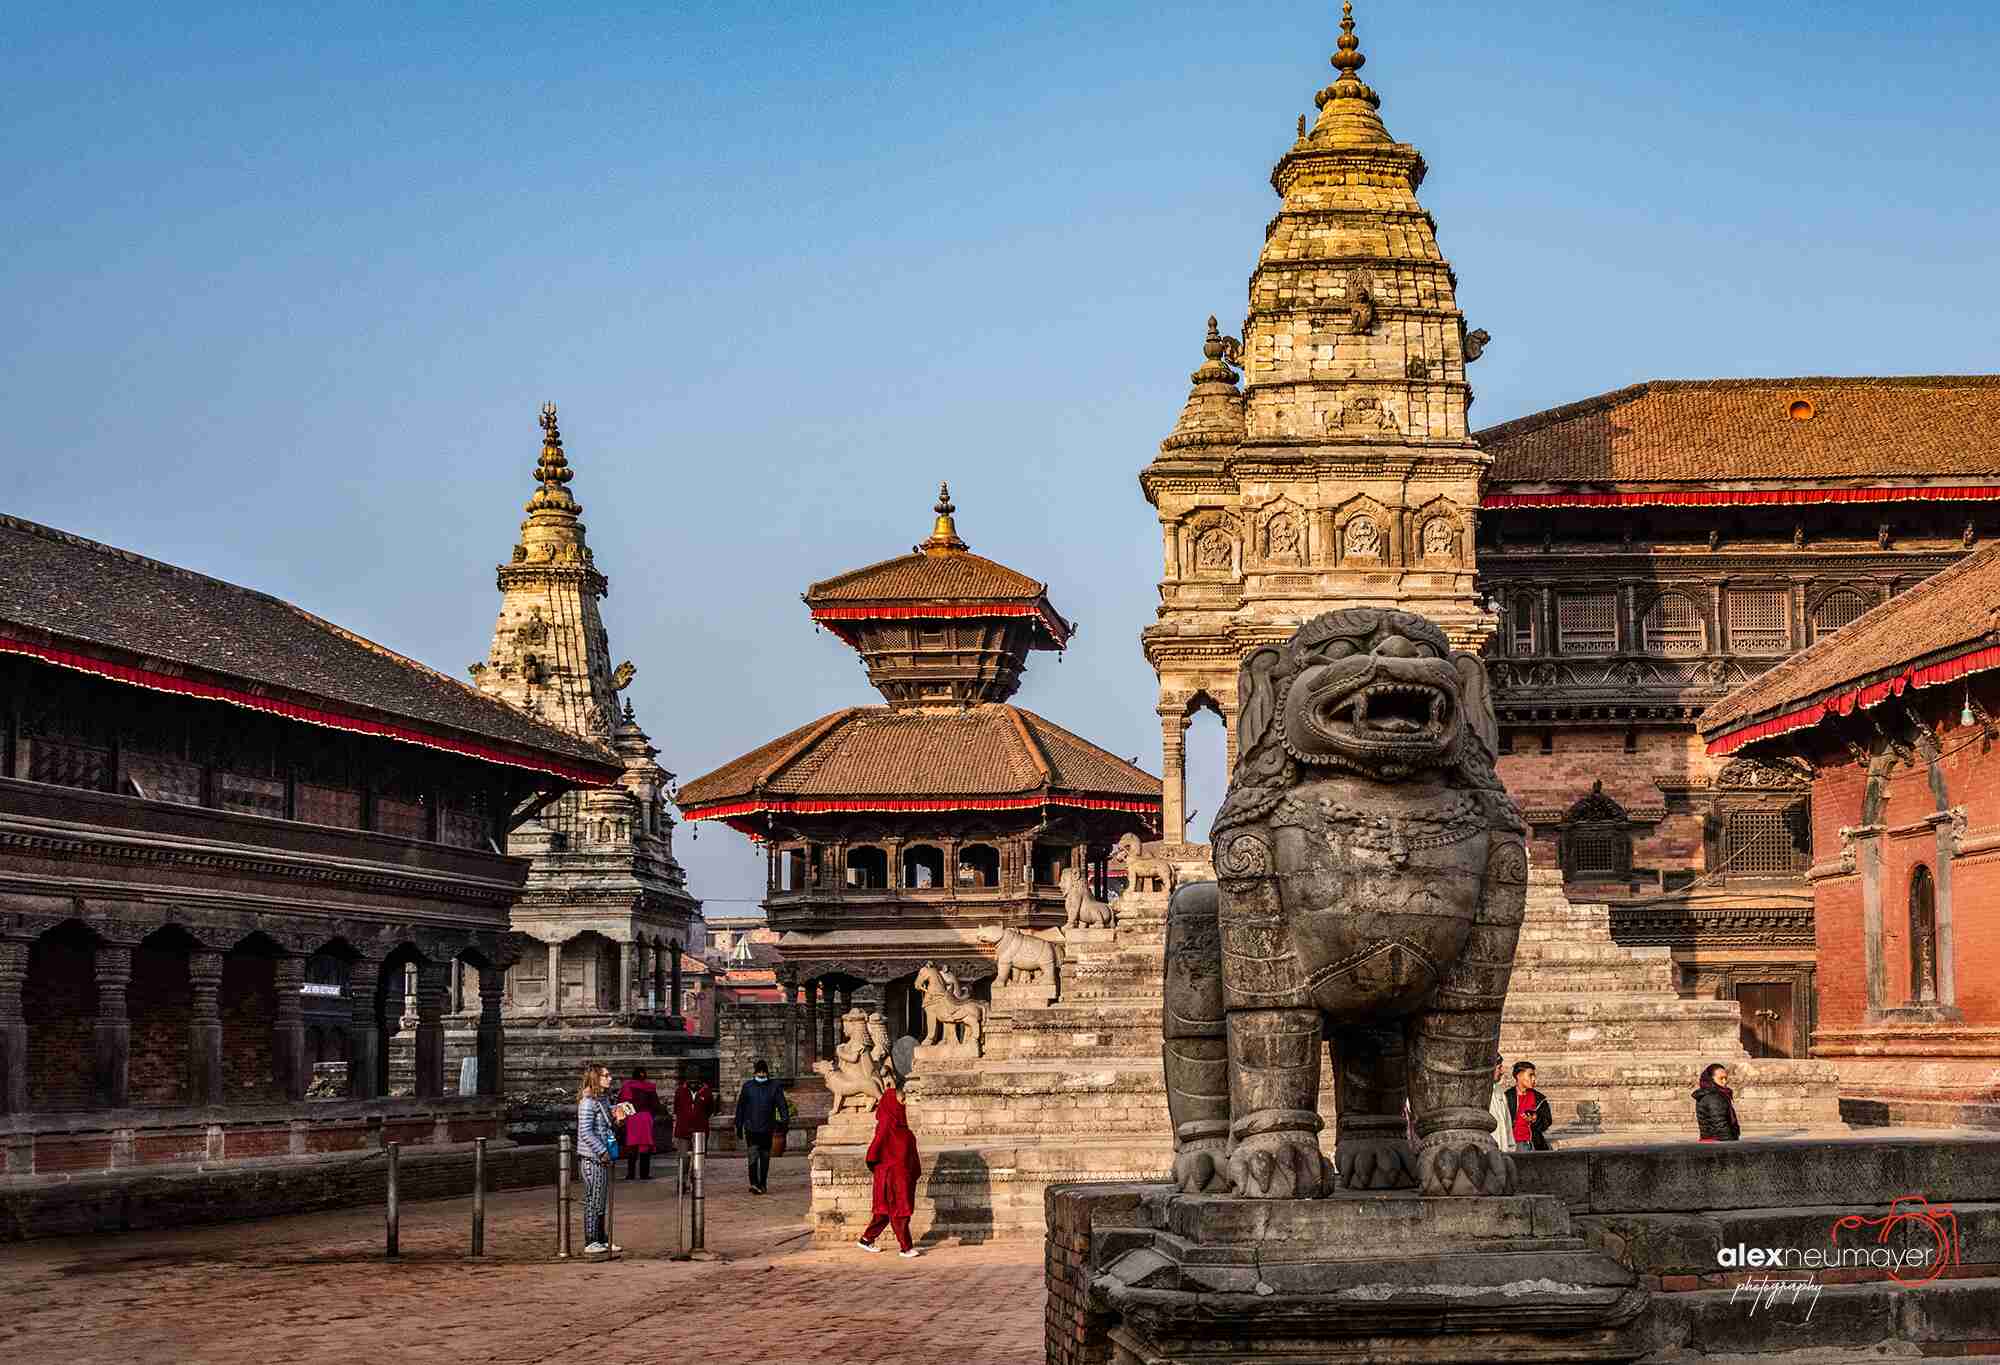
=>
[1724,1194,1962,1322]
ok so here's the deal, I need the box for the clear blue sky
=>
[6,2,1997,913]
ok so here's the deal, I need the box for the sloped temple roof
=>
[1700,539,2000,755]
[676,704,1159,836]
[0,514,622,784]
[1478,376,2000,509]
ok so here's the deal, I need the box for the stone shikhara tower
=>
[1142,4,1494,843]
[459,405,705,1085]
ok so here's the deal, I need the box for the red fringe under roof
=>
[1484,486,2000,511]
[1706,642,2000,757]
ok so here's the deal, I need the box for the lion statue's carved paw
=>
[1172,1140,1231,1195]
[1335,1135,1418,1191]
[1226,1133,1330,1200]
[1417,1137,1515,1196]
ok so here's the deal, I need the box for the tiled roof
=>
[1479,376,2000,486]
[0,514,619,780]
[676,704,1160,809]
[807,550,1052,604]
[1700,540,2000,739]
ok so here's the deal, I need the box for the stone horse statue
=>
[1163,607,1527,1201]
[914,962,987,1056]
[813,1008,896,1114]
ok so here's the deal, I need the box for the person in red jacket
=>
[856,1077,923,1259]
[672,1076,716,1191]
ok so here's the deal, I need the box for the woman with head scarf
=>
[1693,1062,1741,1142]
[855,1075,923,1258]
[617,1067,660,1180]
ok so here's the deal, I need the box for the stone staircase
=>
[1501,868,1844,1137]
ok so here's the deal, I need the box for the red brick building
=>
[1476,375,2000,1057]
[1699,540,2000,1126]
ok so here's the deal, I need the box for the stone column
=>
[784,975,801,1079]
[93,943,134,1108]
[0,939,29,1115]
[348,959,383,1100]
[545,940,563,1017]
[651,944,665,1013]
[1928,808,1960,1000]
[669,944,683,1020]
[616,940,634,1015]
[413,962,449,1098]
[803,979,821,1064]
[476,972,506,1098]
[1222,704,1242,777]
[188,949,225,1106]
[1160,709,1187,843]
[273,954,307,1102]
[1857,830,1885,1018]
[821,990,837,1056]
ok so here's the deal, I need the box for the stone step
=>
[1649,1275,2000,1359]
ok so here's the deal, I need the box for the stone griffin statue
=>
[1162,608,1527,1200]
[1060,866,1115,929]
[814,1008,897,1114]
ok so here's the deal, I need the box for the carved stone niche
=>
[1332,496,1392,566]
[1258,501,1307,567]
[1413,501,1465,567]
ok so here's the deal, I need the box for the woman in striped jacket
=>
[576,1064,619,1254]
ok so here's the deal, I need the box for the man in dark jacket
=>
[1504,1061,1555,1152]
[734,1058,791,1195]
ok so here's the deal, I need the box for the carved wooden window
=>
[25,736,112,792]
[374,796,430,841]
[1556,592,1618,655]
[958,843,1000,887]
[441,804,488,849]
[902,844,945,889]
[1640,594,1706,657]
[123,752,203,806]
[1726,589,1790,655]
[1910,865,1938,1004]
[844,846,888,889]
[296,783,363,829]
[1721,805,1809,876]
[216,770,285,820]
[1811,589,1869,645]
[1570,827,1626,876]
[1507,594,1538,656]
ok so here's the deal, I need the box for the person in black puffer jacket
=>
[1693,1062,1741,1142]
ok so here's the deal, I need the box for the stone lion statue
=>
[813,1008,895,1114]
[1060,866,1115,929]
[1114,832,1176,896]
[1163,607,1527,1201]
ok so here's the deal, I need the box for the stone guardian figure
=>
[1162,608,1527,1199]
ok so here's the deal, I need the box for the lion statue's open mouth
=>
[1289,657,1462,770]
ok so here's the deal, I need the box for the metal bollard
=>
[673,1152,687,1259]
[691,1129,705,1253]
[557,1133,573,1259]
[604,1147,616,1250]
[471,1137,486,1257]
[385,1141,401,1259]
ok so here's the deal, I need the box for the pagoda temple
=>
[676,486,1161,1054]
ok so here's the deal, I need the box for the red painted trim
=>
[1484,486,2000,511]
[1706,642,2000,756]
[681,793,1161,824]
[0,635,618,786]
[809,601,1071,645]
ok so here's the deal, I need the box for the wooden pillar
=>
[0,939,29,1115]
[413,961,449,1099]
[476,971,506,1098]
[273,954,307,1102]
[347,958,383,1100]
[545,940,563,1018]
[803,979,821,1064]
[188,949,224,1106]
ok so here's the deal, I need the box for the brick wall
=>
[128,943,192,1106]
[1044,1184,1153,1365]
[222,952,280,1103]
[1497,727,1715,877]
[24,936,94,1111]
[716,999,792,1089]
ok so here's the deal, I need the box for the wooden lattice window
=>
[216,770,285,819]
[1722,805,1809,875]
[123,752,204,806]
[1570,827,1625,876]
[296,783,364,829]
[374,796,430,840]
[1727,589,1790,655]
[1640,593,1706,656]
[26,737,112,792]
[1811,589,1869,645]
[1508,594,1538,656]
[1556,592,1618,655]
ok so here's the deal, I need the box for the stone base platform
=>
[1086,1188,1647,1363]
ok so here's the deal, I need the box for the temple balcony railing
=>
[762,885,1070,921]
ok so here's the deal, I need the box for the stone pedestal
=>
[1090,1190,1648,1364]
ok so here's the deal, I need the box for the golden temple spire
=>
[918,481,969,555]
[1305,1,1390,146]
[526,401,580,516]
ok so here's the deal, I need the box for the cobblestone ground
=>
[0,1156,1046,1365]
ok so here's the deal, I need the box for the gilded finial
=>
[1317,0,1381,111]
[526,401,580,515]
[919,481,968,555]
